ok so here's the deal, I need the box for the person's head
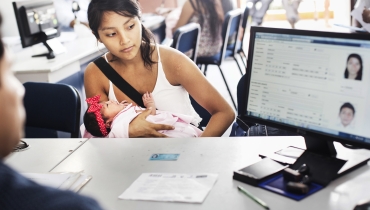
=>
[189,0,224,42]
[0,13,26,158]
[84,95,128,137]
[339,102,355,127]
[344,53,362,80]
[88,0,155,68]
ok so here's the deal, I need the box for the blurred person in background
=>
[247,0,273,26]
[173,0,224,57]
[54,0,90,31]
[282,0,302,28]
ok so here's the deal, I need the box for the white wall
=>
[332,0,351,26]
[0,0,20,37]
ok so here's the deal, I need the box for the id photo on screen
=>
[344,53,363,81]
[337,102,356,130]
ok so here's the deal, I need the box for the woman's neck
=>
[348,73,357,79]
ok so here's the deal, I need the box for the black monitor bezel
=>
[12,0,60,49]
[243,26,370,150]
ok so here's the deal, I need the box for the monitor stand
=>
[31,32,55,59]
[259,136,370,181]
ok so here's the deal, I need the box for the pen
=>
[238,185,270,210]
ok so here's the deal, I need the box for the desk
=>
[5,138,87,173]
[50,137,370,210]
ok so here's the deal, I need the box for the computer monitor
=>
[242,26,370,176]
[12,0,60,59]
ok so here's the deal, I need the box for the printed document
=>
[119,173,218,203]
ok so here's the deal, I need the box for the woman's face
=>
[97,11,142,61]
[339,107,354,127]
[0,51,26,158]
[347,57,361,76]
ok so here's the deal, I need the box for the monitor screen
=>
[244,27,370,149]
[13,0,59,49]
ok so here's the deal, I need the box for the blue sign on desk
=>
[150,154,180,161]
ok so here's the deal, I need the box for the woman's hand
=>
[128,108,174,137]
[363,7,370,24]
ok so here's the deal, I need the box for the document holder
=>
[233,158,288,186]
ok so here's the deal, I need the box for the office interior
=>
[2,0,370,209]
[0,0,356,136]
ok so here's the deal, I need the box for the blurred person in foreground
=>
[0,12,102,210]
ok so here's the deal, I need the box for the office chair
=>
[172,23,211,128]
[235,6,249,67]
[23,82,81,138]
[196,9,243,110]
[172,22,201,62]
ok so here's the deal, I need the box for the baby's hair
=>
[84,109,111,137]
[339,102,355,115]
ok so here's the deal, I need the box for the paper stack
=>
[119,173,218,203]
[22,171,92,192]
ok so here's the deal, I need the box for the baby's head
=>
[84,95,128,137]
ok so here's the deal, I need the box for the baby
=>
[83,93,202,138]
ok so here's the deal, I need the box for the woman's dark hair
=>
[0,13,4,60]
[344,53,362,80]
[339,102,355,115]
[88,0,156,68]
[0,13,4,86]
[189,0,223,42]
[83,110,111,137]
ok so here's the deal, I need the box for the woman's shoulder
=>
[84,57,109,79]
[157,45,189,64]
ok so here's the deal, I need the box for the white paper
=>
[22,173,71,189]
[119,173,218,203]
[22,171,92,192]
[329,170,370,210]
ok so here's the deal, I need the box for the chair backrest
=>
[237,74,247,116]
[172,22,201,63]
[23,82,81,138]
[238,6,250,51]
[219,9,242,64]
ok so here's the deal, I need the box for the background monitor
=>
[243,26,370,175]
[12,0,60,59]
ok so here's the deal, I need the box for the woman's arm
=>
[172,0,195,33]
[84,62,174,137]
[160,46,235,137]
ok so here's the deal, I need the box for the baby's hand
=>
[143,92,155,110]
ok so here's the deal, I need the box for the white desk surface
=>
[11,35,107,83]
[50,137,370,210]
[5,138,88,173]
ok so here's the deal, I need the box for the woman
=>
[344,53,363,81]
[172,0,224,57]
[85,0,234,137]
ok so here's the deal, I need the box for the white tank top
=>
[106,46,202,126]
